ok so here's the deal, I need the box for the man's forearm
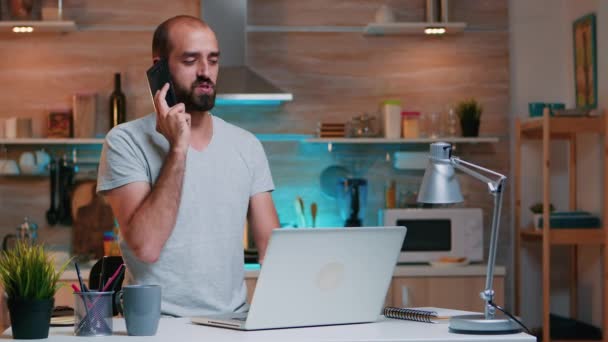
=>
[124,149,187,263]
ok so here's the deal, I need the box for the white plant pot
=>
[533,214,542,229]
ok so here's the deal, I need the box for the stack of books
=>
[317,122,345,138]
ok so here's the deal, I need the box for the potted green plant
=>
[0,242,70,339]
[455,98,483,137]
[529,202,555,229]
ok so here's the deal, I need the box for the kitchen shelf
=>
[0,135,495,146]
[305,137,499,144]
[0,135,314,145]
[520,115,604,138]
[247,23,469,36]
[363,22,466,36]
[0,20,77,34]
[519,228,604,245]
[257,134,313,142]
[247,25,363,33]
[0,138,103,145]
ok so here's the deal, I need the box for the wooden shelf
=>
[0,135,314,145]
[515,110,608,342]
[520,228,604,245]
[0,138,103,145]
[520,115,605,138]
[247,22,469,36]
[364,22,466,36]
[306,137,499,144]
[0,136,499,146]
[0,20,77,34]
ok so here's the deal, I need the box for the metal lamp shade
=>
[417,159,463,204]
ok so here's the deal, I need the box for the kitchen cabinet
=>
[0,265,502,333]
[244,265,504,311]
[389,275,504,311]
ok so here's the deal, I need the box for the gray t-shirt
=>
[96,113,274,317]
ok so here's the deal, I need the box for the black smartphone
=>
[146,58,177,108]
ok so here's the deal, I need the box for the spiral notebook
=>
[383,307,478,323]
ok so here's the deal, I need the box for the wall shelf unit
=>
[305,136,500,144]
[514,110,608,342]
[247,22,469,36]
[0,135,316,145]
[0,20,77,33]
[519,227,604,245]
[0,138,103,145]
[363,22,466,36]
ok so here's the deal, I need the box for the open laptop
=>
[191,226,406,330]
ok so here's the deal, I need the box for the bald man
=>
[97,15,280,317]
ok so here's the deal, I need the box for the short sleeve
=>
[249,138,274,196]
[96,127,150,193]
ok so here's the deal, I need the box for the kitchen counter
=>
[60,263,505,281]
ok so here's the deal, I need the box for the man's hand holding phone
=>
[154,83,190,153]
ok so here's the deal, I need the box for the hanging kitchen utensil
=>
[310,202,318,228]
[294,197,306,228]
[56,155,75,225]
[46,156,58,225]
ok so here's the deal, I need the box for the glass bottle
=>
[447,107,458,136]
[109,73,126,129]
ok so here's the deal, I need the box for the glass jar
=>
[446,107,458,136]
[427,111,442,138]
[381,100,402,139]
[348,113,378,137]
[401,111,420,139]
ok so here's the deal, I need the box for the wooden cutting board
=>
[71,180,96,220]
[71,182,115,259]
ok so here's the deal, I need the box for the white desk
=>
[3,317,534,342]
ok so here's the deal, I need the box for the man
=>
[96,15,280,317]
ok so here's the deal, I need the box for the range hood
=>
[201,1,293,105]
[364,0,466,36]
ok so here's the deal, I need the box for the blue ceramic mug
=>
[116,285,161,336]
[528,102,547,117]
[549,103,565,115]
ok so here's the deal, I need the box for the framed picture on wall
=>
[573,13,597,109]
[0,0,42,20]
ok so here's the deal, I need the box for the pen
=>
[74,262,87,293]
[100,257,106,290]
[101,264,125,292]
[110,267,125,292]
[71,284,81,293]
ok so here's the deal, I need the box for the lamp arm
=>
[451,157,506,193]
[450,157,506,320]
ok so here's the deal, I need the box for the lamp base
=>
[449,314,522,334]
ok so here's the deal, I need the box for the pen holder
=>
[74,291,114,336]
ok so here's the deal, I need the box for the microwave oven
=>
[379,208,483,263]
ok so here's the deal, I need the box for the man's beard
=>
[174,77,216,112]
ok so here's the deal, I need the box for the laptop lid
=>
[242,226,406,330]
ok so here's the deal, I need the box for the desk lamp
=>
[417,142,521,334]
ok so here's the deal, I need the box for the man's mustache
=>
[192,78,215,89]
